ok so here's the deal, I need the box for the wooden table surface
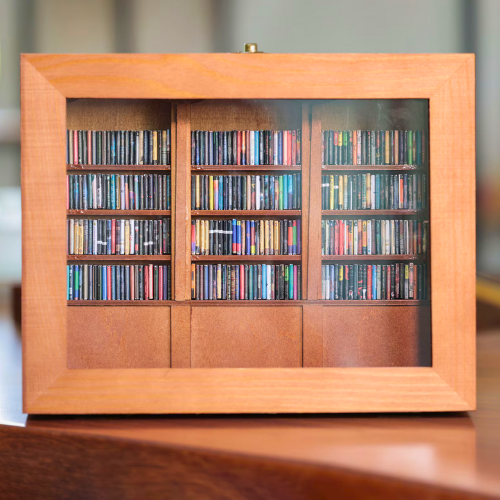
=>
[1,315,499,499]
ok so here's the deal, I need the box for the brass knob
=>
[243,43,262,53]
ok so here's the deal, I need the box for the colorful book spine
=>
[321,263,426,300]
[67,264,171,300]
[191,263,301,300]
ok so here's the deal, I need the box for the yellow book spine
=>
[274,220,279,255]
[217,265,222,299]
[125,221,130,255]
[394,130,399,165]
[339,175,343,209]
[209,175,214,210]
[260,220,265,255]
[265,220,270,255]
[195,176,200,209]
[385,130,390,164]
[362,220,367,254]
[329,175,334,210]
[153,131,158,163]
[195,219,200,255]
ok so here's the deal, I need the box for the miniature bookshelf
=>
[21,54,475,414]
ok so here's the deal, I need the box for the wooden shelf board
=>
[322,210,426,216]
[322,164,425,171]
[67,300,175,306]
[67,210,171,216]
[191,255,301,262]
[68,164,170,171]
[192,165,301,172]
[192,210,301,217]
[322,255,426,261]
[67,255,171,261]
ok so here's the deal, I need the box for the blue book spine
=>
[246,220,250,255]
[68,266,72,300]
[288,175,293,209]
[204,265,209,299]
[111,176,116,209]
[372,265,377,299]
[232,219,237,254]
[250,220,255,255]
[219,176,223,209]
[289,264,294,299]
[278,132,283,165]
[262,264,267,300]
[282,175,287,210]
[254,131,259,165]
[107,220,112,254]
[237,220,242,255]
[111,265,116,300]
[111,132,116,164]
[74,265,79,300]
[103,266,107,300]
[87,175,93,209]
[376,175,380,209]
[270,175,275,210]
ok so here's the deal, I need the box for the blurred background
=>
[0,0,499,322]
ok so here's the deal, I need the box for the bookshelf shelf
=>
[192,210,301,217]
[191,255,301,262]
[22,53,475,415]
[67,210,171,216]
[68,164,170,171]
[67,255,171,261]
[322,164,424,171]
[321,210,426,216]
[192,165,301,172]
[321,255,425,261]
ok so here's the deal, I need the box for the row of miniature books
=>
[66,129,171,165]
[322,129,427,166]
[67,173,171,211]
[321,173,427,211]
[67,218,171,256]
[321,219,428,256]
[192,219,301,256]
[191,174,301,211]
[191,263,301,301]
[191,130,301,166]
[67,264,172,301]
[321,263,427,300]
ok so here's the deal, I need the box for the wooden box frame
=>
[21,54,475,414]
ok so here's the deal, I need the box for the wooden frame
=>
[21,54,475,414]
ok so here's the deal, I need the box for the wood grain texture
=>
[170,304,191,368]
[67,307,171,369]
[174,103,191,301]
[66,99,171,130]
[303,304,323,367]
[323,306,431,367]
[25,53,471,99]
[21,57,67,410]
[191,307,302,368]
[300,102,311,300]
[429,56,476,408]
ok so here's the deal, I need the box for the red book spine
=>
[395,264,400,299]
[292,130,297,165]
[191,222,196,254]
[246,131,250,165]
[241,130,246,165]
[334,221,339,255]
[107,266,112,300]
[73,130,78,164]
[367,265,372,300]
[339,221,344,255]
[240,264,244,300]
[144,266,148,300]
[159,266,163,300]
[149,264,153,299]
[288,223,292,252]
[111,219,116,254]
[237,131,241,165]
[130,266,135,300]
[125,182,129,210]
[358,220,362,255]
[87,130,92,165]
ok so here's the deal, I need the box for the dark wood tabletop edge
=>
[1,424,497,500]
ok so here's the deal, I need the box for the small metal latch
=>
[241,43,262,53]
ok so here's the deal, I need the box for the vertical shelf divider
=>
[307,105,323,300]
[173,102,192,301]
[300,102,311,300]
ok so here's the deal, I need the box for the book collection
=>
[321,219,427,256]
[66,129,171,165]
[67,174,171,211]
[192,219,301,256]
[191,264,301,300]
[191,130,301,165]
[191,174,301,211]
[321,263,427,300]
[67,264,172,300]
[67,218,171,256]
[321,173,426,211]
[321,130,426,165]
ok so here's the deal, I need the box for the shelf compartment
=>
[322,164,425,171]
[322,210,426,216]
[68,300,175,306]
[67,255,171,261]
[322,255,425,261]
[67,210,171,216]
[191,255,301,262]
[192,165,301,172]
[68,164,170,170]
[192,210,301,217]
